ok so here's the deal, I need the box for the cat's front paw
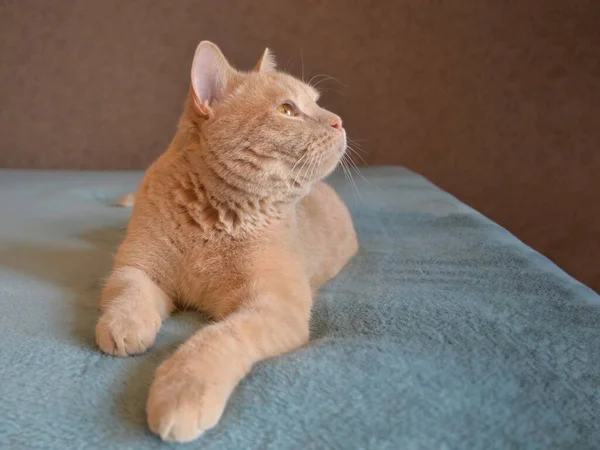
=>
[95,308,161,356]
[147,356,228,443]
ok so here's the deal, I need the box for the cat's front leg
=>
[96,266,174,356]
[146,277,312,443]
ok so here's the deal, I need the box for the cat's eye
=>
[277,103,295,116]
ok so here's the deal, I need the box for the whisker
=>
[306,150,321,184]
[339,158,355,201]
[346,138,367,153]
[308,74,348,89]
[345,152,371,186]
[303,156,315,185]
[294,152,312,187]
[311,152,324,182]
[283,55,295,73]
[313,86,344,96]
[346,148,383,193]
[286,153,308,194]
[311,79,330,89]
[341,154,363,203]
[346,145,369,167]
[300,154,313,180]
[338,156,349,181]
[347,136,366,144]
[307,74,324,86]
[312,78,346,91]
[300,48,305,82]
[346,158,362,203]
[287,153,308,179]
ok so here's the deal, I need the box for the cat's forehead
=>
[273,73,319,100]
[241,72,319,102]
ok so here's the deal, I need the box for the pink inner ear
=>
[192,47,218,105]
[191,41,232,108]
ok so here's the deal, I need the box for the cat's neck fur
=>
[164,97,308,238]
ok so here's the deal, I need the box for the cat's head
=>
[183,41,346,199]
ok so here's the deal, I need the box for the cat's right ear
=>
[190,41,235,117]
[253,48,277,73]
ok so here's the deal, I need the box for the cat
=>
[95,41,358,443]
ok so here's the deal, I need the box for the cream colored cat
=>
[96,41,358,443]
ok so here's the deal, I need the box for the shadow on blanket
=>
[0,226,205,433]
[0,227,122,350]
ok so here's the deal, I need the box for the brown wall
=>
[1,1,599,291]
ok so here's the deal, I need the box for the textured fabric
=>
[0,168,598,450]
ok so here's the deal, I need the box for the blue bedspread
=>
[0,168,598,449]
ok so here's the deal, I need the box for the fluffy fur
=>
[95,41,358,443]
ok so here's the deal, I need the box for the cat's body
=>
[114,146,356,316]
[95,42,357,443]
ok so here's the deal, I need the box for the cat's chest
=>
[172,237,256,314]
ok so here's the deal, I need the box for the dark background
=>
[1,1,599,291]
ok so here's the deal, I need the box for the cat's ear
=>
[190,41,235,117]
[253,48,277,73]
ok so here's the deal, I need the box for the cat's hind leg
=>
[96,266,174,356]
[114,192,136,207]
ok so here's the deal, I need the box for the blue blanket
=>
[0,168,598,449]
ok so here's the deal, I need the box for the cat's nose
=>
[329,115,343,130]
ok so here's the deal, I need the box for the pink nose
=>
[330,116,343,130]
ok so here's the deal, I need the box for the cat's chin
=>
[318,155,344,181]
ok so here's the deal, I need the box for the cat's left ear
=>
[253,48,277,73]
[190,41,236,117]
